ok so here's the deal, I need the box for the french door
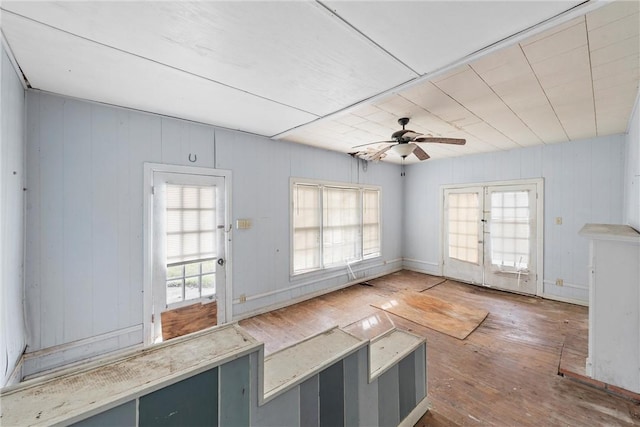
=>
[442,180,542,295]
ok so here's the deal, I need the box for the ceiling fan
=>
[350,117,466,162]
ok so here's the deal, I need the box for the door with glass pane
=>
[483,184,537,294]
[443,181,541,295]
[443,187,484,285]
[151,171,226,342]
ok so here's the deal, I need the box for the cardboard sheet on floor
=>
[371,291,489,340]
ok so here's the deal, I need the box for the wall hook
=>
[188,153,197,163]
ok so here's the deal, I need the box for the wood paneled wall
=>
[624,96,639,230]
[23,90,404,367]
[1,46,27,386]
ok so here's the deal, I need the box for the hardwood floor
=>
[239,271,640,426]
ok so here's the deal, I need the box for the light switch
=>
[236,219,252,230]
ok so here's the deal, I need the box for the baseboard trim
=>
[232,266,403,322]
[541,292,588,307]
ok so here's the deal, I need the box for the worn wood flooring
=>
[239,270,640,426]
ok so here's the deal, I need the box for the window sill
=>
[166,295,217,311]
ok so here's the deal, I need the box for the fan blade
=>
[412,145,430,161]
[352,140,394,148]
[414,137,466,145]
[368,144,394,161]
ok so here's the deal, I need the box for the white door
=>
[150,171,227,343]
[442,187,483,285]
[443,180,542,295]
[483,184,538,295]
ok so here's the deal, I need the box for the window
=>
[292,180,381,274]
[165,184,217,305]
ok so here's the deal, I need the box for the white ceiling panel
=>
[1,1,417,116]
[1,12,316,136]
[520,19,587,64]
[588,12,640,51]
[586,0,640,30]
[322,0,583,74]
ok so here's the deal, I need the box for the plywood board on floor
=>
[366,271,446,292]
[371,291,489,340]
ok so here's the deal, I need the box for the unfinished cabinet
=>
[579,224,640,394]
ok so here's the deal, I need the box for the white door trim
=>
[440,178,544,296]
[143,163,232,346]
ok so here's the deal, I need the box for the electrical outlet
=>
[556,279,563,286]
[555,217,562,225]
[239,294,247,303]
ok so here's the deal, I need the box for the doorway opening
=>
[442,179,543,296]
[143,163,231,345]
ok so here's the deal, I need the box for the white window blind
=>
[323,186,360,267]
[448,192,479,264]
[363,189,381,258]
[490,191,530,269]
[292,184,321,273]
[166,184,216,264]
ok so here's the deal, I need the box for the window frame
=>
[290,177,382,277]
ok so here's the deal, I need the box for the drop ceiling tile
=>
[591,54,640,80]
[588,13,640,51]
[530,46,591,89]
[1,12,317,137]
[521,20,587,64]
[433,68,494,103]
[553,102,596,140]
[473,54,532,87]
[586,0,640,30]
[491,73,549,110]
[512,105,569,144]
[590,36,640,67]
[399,84,482,127]
[593,70,640,92]
[462,122,519,150]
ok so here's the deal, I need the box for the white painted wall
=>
[403,136,625,304]
[23,91,403,371]
[624,93,640,231]
[1,46,27,386]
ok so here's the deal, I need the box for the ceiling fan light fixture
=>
[392,143,415,158]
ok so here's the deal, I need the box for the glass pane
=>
[323,187,360,266]
[166,280,183,304]
[185,277,200,300]
[292,184,321,272]
[448,192,479,264]
[490,191,530,269]
[185,262,200,277]
[166,265,183,280]
[202,274,215,297]
[165,184,216,264]
[202,259,215,274]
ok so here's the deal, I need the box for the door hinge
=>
[151,314,155,323]
[151,186,155,195]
